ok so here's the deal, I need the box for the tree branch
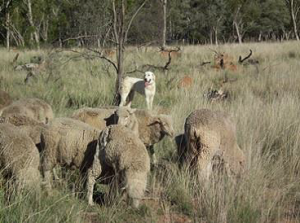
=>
[124,0,149,42]
[112,0,119,42]
[87,48,118,73]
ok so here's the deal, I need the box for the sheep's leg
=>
[86,165,102,206]
[86,144,102,206]
[149,146,157,166]
[52,168,60,180]
[43,170,53,191]
[87,170,96,206]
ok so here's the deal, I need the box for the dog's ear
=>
[152,73,156,80]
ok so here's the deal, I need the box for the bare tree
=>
[233,5,242,44]
[23,0,40,48]
[111,0,148,104]
[1,0,12,50]
[285,0,300,40]
[160,0,167,49]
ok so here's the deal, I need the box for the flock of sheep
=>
[0,91,246,208]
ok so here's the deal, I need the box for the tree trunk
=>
[233,21,242,44]
[26,0,40,48]
[291,1,300,40]
[161,0,167,49]
[6,11,10,50]
[41,16,49,42]
[209,30,213,45]
[286,0,300,41]
[233,5,242,44]
[214,27,218,45]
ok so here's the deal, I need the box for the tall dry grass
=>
[0,41,300,222]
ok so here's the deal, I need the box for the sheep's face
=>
[157,115,174,137]
[115,107,136,128]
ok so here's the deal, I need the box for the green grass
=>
[1,41,300,222]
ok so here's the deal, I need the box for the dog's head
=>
[144,71,155,87]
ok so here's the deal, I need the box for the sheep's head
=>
[154,115,174,137]
[115,107,137,130]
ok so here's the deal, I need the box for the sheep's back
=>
[44,118,100,167]
[0,123,40,181]
[71,107,116,130]
[103,125,150,172]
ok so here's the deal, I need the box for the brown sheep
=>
[87,124,150,207]
[178,109,245,179]
[0,123,41,192]
[1,98,54,124]
[71,107,138,135]
[71,107,115,130]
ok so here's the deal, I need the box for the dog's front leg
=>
[146,95,154,110]
[146,96,151,110]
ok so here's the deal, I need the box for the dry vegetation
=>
[1,41,300,222]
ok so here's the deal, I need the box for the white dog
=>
[119,71,156,109]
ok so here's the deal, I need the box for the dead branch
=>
[239,49,252,64]
[62,35,100,42]
[69,48,118,74]
[87,48,118,73]
[126,47,181,74]
[11,53,19,65]
[208,47,219,56]
[201,61,211,66]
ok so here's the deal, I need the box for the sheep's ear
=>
[129,108,136,114]
[152,117,161,124]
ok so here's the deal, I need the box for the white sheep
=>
[87,124,150,207]
[41,110,138,203]
[1,98,54,124]
[179,109,246,179]
[133,109,174,165]
[0,123,41,192]
[0,113,46,145]
[40,118,100,191]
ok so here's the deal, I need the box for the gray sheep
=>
[87,124,150,208]
[1,98,54,124]
[0,123,41,192]
[177,109,246,179]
